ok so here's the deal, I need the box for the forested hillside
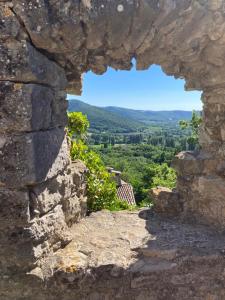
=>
[104,106,197,124]
[68,99,198,132]
[68,99,145,133]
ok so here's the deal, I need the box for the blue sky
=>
[67,64,202,111]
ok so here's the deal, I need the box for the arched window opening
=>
[67,63,202,208]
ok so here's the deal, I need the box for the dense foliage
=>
[67,111,89,138]
[104,106,196,124]
[68,106,201,210]
[68,112,130,211]
[179,111,202,149]
[93,144,177,205]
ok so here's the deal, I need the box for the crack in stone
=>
[0,78,57,90]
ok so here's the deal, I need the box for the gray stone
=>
[62,194,87,226]
[28,205,71,246]
[187,175,225,228]
[13,0,84,54]
[0,82,67,133]
[0,128,70,188]
[0,188,30,227]
[0,205,72,274]
[29,160,87,218]
[0,40,67,89]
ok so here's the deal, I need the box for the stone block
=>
[27,205,71,245]
[29,160,87,217]
[202,89,225,105]
[123,0,158,53]
[0,230,37,272]
[172,151,224,176]
[188,175,225,227]
[30,171,74,216]
[13,0,83,53]
[0,205,71,273]
[62,194,87,226]
[0,128,70,188]
[150,187,182,216]
[0,40,67,89]
[70,160,88,195]
[172,151,204,176]
[0,82,67,133]
[51,91,68,129]
[0,188,30,227]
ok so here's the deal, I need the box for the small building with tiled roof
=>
[107,168,136,206]
[117,180,136,205]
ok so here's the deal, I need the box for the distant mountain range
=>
[104,106,197,124]
[68,99,197,133]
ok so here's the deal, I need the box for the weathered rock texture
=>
[1,209,225,300]
[2,0,225,298]
[0,1,88,276]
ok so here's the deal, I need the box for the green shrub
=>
[67,111,89,139]
[68,112,132,212]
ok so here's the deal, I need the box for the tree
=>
[92,134,101,145]
[179,111,202,149]
[142,163,176,189]
[129,134,143,144]
[111,136,115,146]
[165,137,175,148]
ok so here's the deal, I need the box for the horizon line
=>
[67,97,202,112]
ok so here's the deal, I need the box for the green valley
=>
[68,99,201,205]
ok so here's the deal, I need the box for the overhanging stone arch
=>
[1,0,225,288]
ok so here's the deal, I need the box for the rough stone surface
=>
[0,0,89,281]
[62,161,88,226]
[0,128,70,187]
[0,204,72,274]
[1,210,225,299]
[9,0,225,92]
[0,38,67,87]
[30,161,87,222]
[0,82,67,133]
[0,161,87,275]
[150,187,182,216]
[0,188,30,227]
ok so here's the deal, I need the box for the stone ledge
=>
[1,210,225,299]
[172,151,225,176]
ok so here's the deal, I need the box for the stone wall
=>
[2,0,225,295]
[11,0,225,229]
[0,1,87,275]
